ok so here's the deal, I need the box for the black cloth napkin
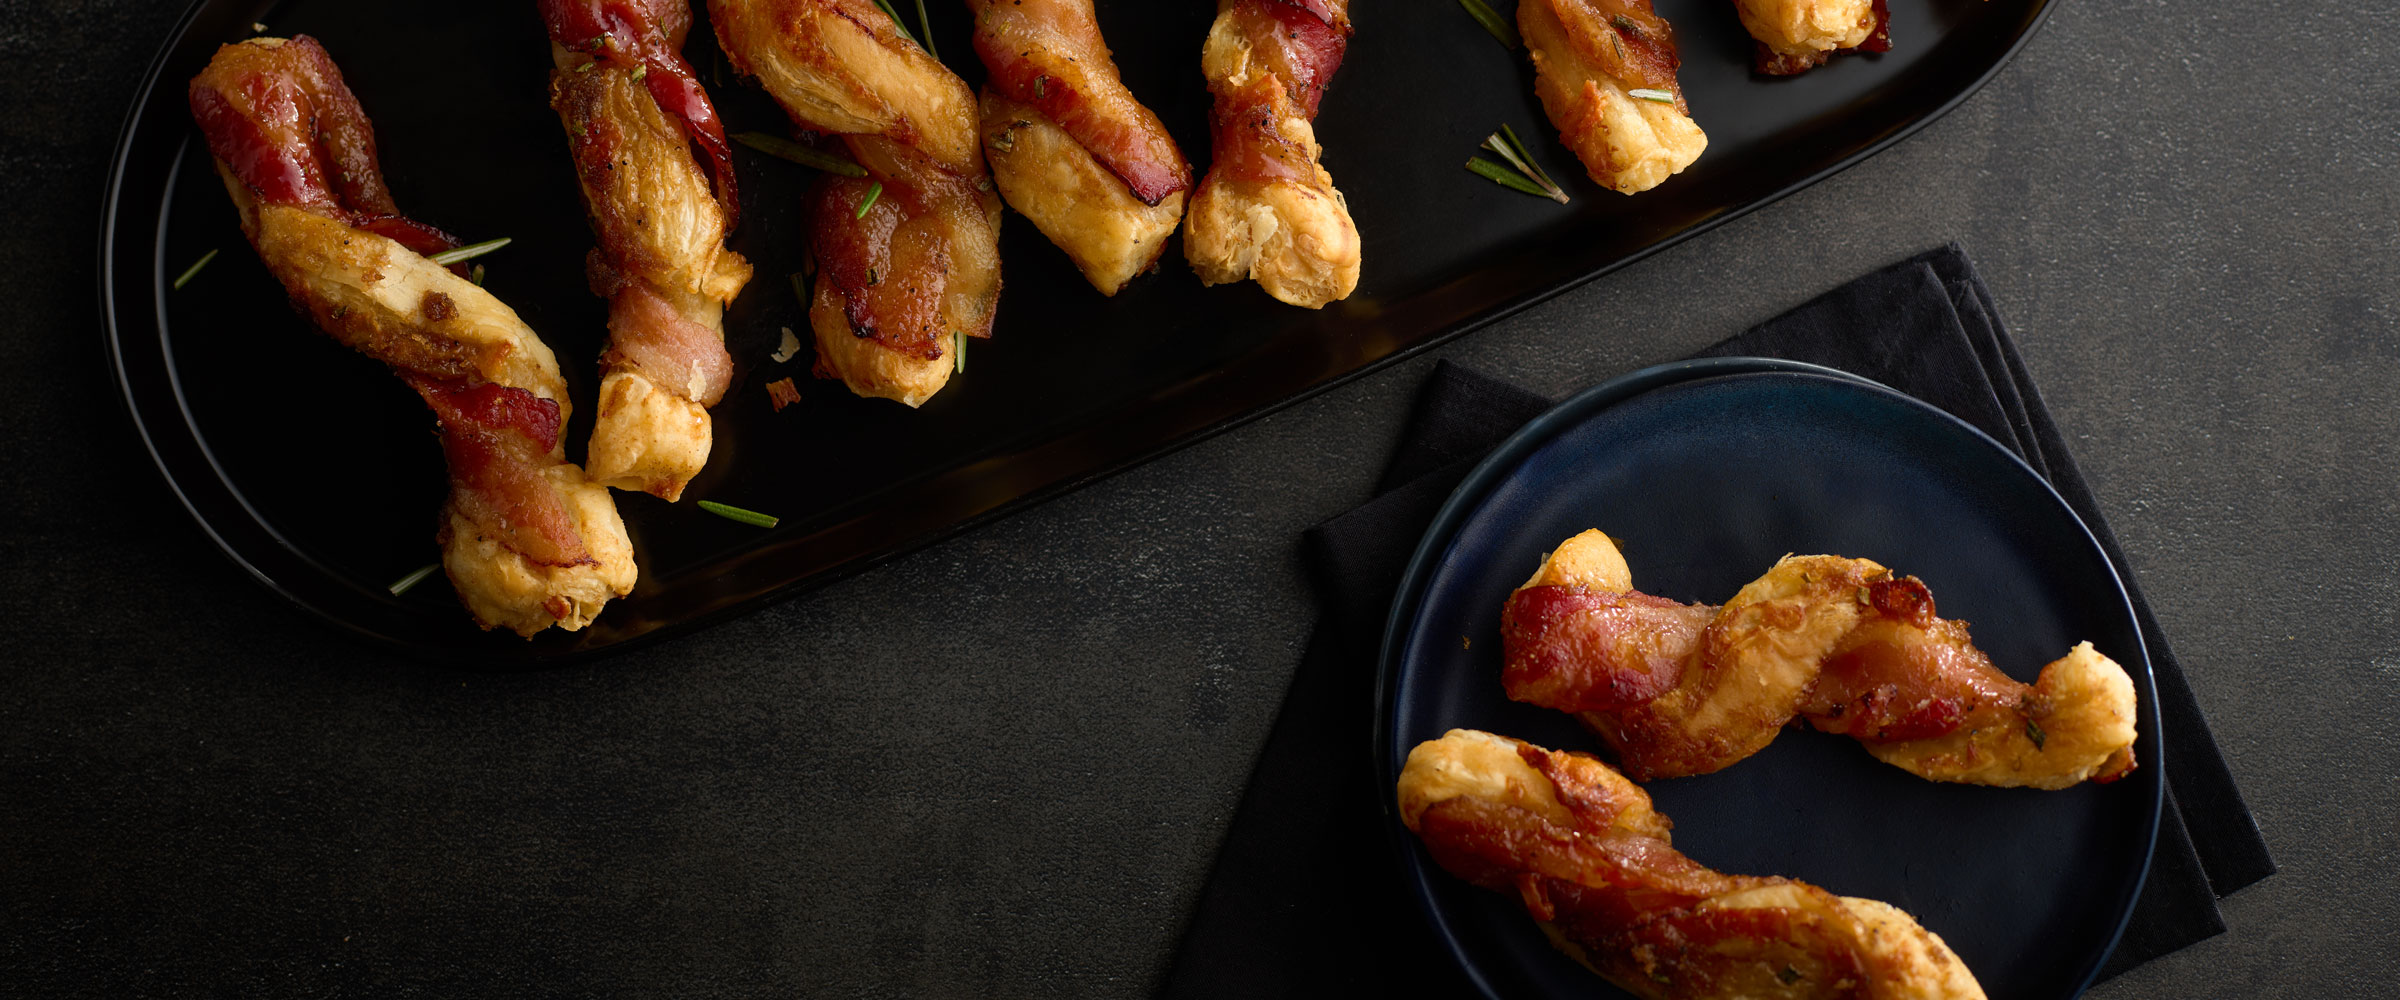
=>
[1160,245,2274,998]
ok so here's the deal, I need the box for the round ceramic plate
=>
[1377,358,2163,1000]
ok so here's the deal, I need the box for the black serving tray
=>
[100,0,2057,663]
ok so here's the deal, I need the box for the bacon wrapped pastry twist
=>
[1184,0,1360,309]
[189,36,636,636]
[1737,0,1892,76]
[967,0,1190,296]
[1520,0,1708,195]
[1503,530,2140,786]
[711,0,1002,407]
[1399,729,1988,1000]
[542,0,754,501]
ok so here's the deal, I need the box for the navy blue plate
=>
[1377,359,2163,1000]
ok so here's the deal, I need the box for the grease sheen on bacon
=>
[1183,0,1360,309]
[1501,530,2140,787]
[545,0,751,501]
[189,36,635,637]
[1398,730,1989,1000]
[712,0,1002,407]
[969,0,1190,295]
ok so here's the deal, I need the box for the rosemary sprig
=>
[698,500,779,529]
[1466,158,1556,199]
[428,237,511,266]
[855,180,884,220]
[913,0,940,59]
[1467,125,1569,203]
[733,131,868,177]
[1626,87,1677,105]
[1457,0,1519,49]
[171,248,219,290]
[387,563,441,596]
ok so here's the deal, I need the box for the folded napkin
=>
[1160,246,2274,998]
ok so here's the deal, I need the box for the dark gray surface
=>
[2,0,2393,996]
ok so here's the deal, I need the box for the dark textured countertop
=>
[4,0,2393,996]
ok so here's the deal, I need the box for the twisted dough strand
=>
[1503,530,2139,786]
[712,0,1002,407]
[1183,0,1361,309]
[1399,729,1989,1000]
[189,36,635,636]
[543,0,754,502]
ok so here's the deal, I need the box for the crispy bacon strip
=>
[190,36,636,637]
[1502,530,2140,787]
[1398,730,1989,1000]
[1519,0,1708,195]
[1183,0,1361,309]
[968,0,1191,295]
[544,0,752,501]
[711,0,1003,407]
[1738,0,1892,76]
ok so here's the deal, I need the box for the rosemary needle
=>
[1482,125,1569,203]
[855,181,884,219]
[733,131,868,177]
[428,237,510,266]
[698,500,779,529]
[387,563,441,596]
[913,0,940,59]
[1627,87,1677,105]
[954,329,966,374]
[1466,157,1557,199]
[171,248,219,290]
[1457,0,1519,49]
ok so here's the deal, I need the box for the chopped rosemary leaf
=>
[1484,125,1568,203]
[1457,0,1519,49]
[428,237,511,266]
[1627,87,1677,105]
[171,248,219,290]
[698,500,779,529]
[470,263,486,287]
[872,0,925,50]
[789,271,808,303]
[2025,718,2048,750]
[1465,157,1555,199]
[733,131,868,177]
[387,563,441,596]
[854,180,884,220]
[953,329,965,374]
[913,0,940,59]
